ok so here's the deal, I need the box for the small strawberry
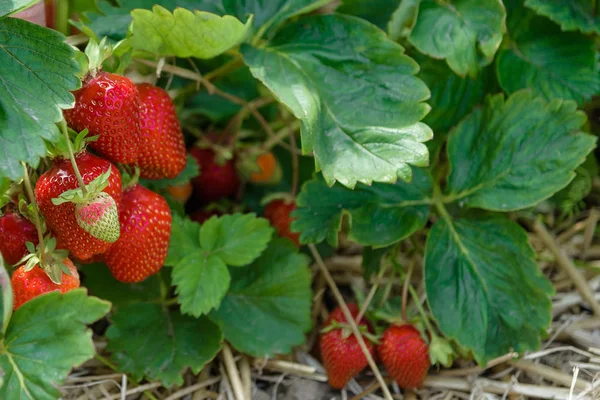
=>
[320,304,375,389]
[136,83,186,179]
[11,258,80,310]
[166,182,193,205]
[35,151,122,261]
[190,147,240,204]
[75,192,120,243]
[104,184,171,283]
[0,213,38,265]
[264,199,300,246]
[242,151,282,185]
[378,325,430,389]
[64,71,141,164]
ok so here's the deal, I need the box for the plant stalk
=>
[21,162,45,261]
[59,120,88,196]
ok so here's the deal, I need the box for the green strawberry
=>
[74,192,120,243]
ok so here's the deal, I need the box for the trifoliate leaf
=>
[129,6,252,59]
[0,290,110,400]
[425,216,553,365]
[525,0,600,34]
[209,239,312,356]
[446,91,596,211]
[497,0,600,104]
[0,0,38,16]
[407,0,506,77]
[106,303,222,386]
[172,253,230,316]
[0,18,80,180]
[200,213,273,266]
[293,169,432,246]
[242,14,431,188]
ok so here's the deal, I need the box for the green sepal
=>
[51,167,112,205]
[84,37,113,76]
[25,241,35,254]
[429,335,457,368]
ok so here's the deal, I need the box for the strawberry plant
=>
[1,0,600,398]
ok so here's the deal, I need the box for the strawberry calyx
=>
[320,321,380,344]
[428,334,457,368]
[17,235,71,285]
[51,166,112,206]
[260,192,295,206]
[121,166,141,191]
[237,150,282,184]
[83,37,113,78]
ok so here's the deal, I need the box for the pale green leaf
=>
[200,213,273,266]
[209,239,312,356]
[243,14,431,188]
[0,18,80,180]
[388,0,420,41]
[293,169,432,246]
[497,0,600,104]
[173,253,230,316]
[446,91,596,211]
[408,0,506,77]
[525,0,600,34]
[129,5,252,59]
[425,216,553,364]
[0,290,110,400]
[106,303,222,386]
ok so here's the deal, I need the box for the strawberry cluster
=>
[0,69,184,310]
[320,304,430,391]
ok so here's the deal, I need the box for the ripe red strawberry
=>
[75,192,120,243]
[264,199,300,246]
[11,258,80,310]
[64,72,141,164]
[0,213,38,265]
[136,83,186,179]
[104,184,171,283]
[320,304,375,389]
[35,151,122,261]
[189,147,239,204]
[378,325,430,389]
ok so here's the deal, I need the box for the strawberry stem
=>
[288,124,299,197]
[21,162,45,264]
[356,259,388,323]
[408,284,436,338]
[401,258,415,322]
[59,119,88,196]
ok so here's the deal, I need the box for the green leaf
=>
[242,14,431,188]
[209,239,312,356]
[362,246,393,280]
[165,214,201,267]
[173,253,230,316]
[388,0,420,41]
[407,0,506,77]
[0,290,110,400]
[129,6,252,59]
[525,0,600,34]
[141,154,199,191]
[425,216,553,365]
[0,0,38,16]
[200,213,273,266]
[337,0,402,30]
[293,169,432,247]
[0,258,12,336]
[82,264,163,308]
[497,0,600,105]
[221,0,330,37]
[446,91,596,211]
[0,18,80,180]
[106,303,222,386]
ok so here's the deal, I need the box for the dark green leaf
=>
[0,18,80,180]
[497,0,600,104]
[0,290,110,399]
[243,14,431,188]
[337,0,401,30]
[129,6,252,58]
[293,169,432,246]
[209,239,312,356]
[425,216,553,364]
[165,214,201,267]
[173,253,230,316]
[200,213,273,266]
[81,264,163,308]
[0,258,11,336]
[0,0,37,17]
[407,0,506,77]
[106,303,222,386]
[446,91,596,211]
[362,246,393,280]
[525,0,600,34]
[141,155,199,191]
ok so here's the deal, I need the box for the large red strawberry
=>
[35,151,122,261]
[264,199,300,246]
[64,72,141,164]
[136,83,186,179]
[104,184,171,283]
[189,147,239,204]
[0,213,38,265]
[320,304,375,389]
[378,325,430,389]
[11,258,80,310]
